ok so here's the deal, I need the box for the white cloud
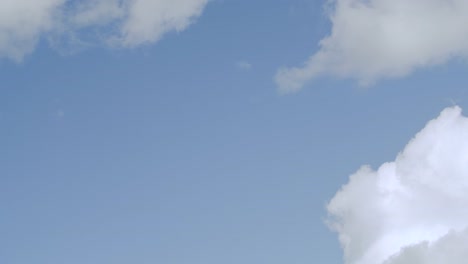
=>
[71,0,124,27]
[119,0,208,47]
[327,106,468,264]
[383,229,468,264]
[0,0,64,61]
[0,0,209,61]
[276,0,468,93]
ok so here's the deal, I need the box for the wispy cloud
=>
[236,60,252,70]
[56,109,65,118]
[0,0,209,61]
[327,106,468,264]
[276,0,468,93]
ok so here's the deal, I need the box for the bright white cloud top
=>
[276,0,468,93]
[0,0,208,61]
[327,106,468,264]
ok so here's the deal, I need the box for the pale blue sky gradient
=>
[2,1,468,264]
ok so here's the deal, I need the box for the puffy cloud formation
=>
[327,106,468,264]
[276,0,468,93]
[0,0,64,61]
[0,0,208,61]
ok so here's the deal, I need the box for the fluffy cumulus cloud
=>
[0,0,64,61]
[327,106,468,264]
[276,0,468,93]
[0,0,208,61]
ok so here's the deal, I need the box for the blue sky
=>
[2,1,468,264]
